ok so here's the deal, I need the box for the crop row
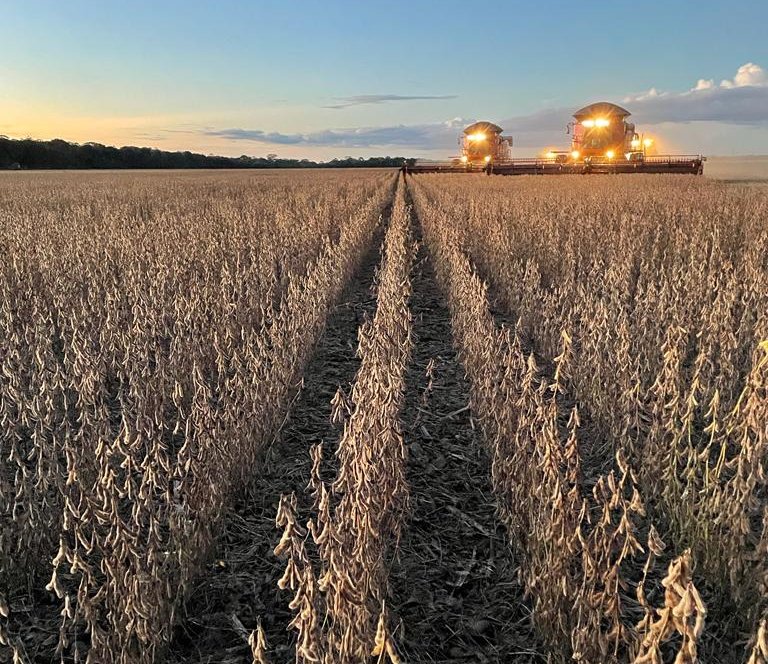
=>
[409,175,712,663]
[412,174,768,662]
[0,170,395,662]
[274,175,415,664]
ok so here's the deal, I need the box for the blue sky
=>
[3,0,768,158]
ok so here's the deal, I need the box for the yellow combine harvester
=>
[407,102,705,175]
[456,121,513,167]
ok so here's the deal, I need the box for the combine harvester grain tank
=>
[407,102,705,175]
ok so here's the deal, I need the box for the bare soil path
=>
[167,222,386,664]
[385,191,543,663]
[168,185,545,663]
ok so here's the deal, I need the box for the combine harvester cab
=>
[406,103,705,175]
[407,121,513,174]
[570,102,640,163]
[455,122,513,169]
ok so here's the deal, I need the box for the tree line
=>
[0,136,415,170]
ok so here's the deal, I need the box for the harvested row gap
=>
[387,186,544,664]
[408,176,709,662]
[166,214,389,664]
[447,218,702,649]
[471,219,737,662]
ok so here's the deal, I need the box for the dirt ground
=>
[6,179,543,664]
[166,222,385,663]
[163,192,543,664]
[386,232,542,663]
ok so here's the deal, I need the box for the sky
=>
[2,0,768,159]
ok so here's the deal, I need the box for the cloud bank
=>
[203,117,467,149]
[621,62,768,125]
[200,63,768,152]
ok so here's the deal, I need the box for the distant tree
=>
[0,135,412,170]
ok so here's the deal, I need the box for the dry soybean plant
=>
[276,176,414,664]
[410,175,705,663]
[2,166,763,664]
[0,170,394,663]
[413,173,768,659]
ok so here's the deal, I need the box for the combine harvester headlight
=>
[582,119,595,127]
[643,138,653,148]
[606,150,615,159]
[460,155,468,163]
[595,118,610,127]
[468,132,486,142]
[571,150,580,159]
[484,155,492,162]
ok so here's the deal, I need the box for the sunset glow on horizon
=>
[3,0,768,158]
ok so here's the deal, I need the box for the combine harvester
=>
[407,102,705,175]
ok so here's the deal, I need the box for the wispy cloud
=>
[323,94,457,109]
[132,132,170,141]
[623,85,768,125]
[202,118,468,148]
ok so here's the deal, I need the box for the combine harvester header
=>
[407,102,705,175]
